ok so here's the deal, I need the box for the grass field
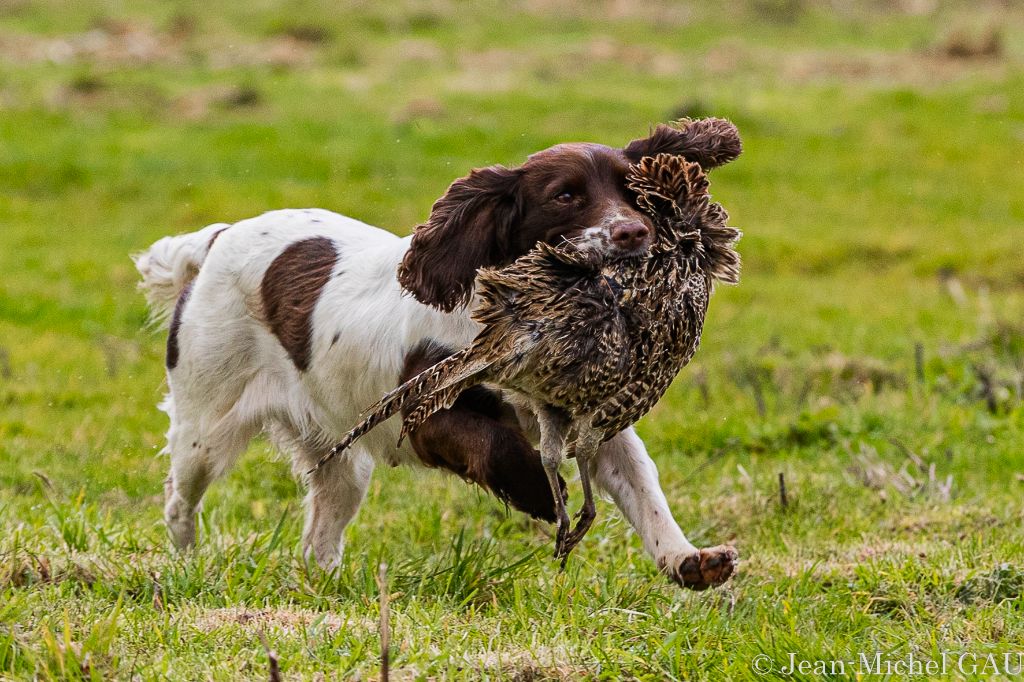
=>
[2,0,1024,679]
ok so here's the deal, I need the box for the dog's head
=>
[398,118,741,311]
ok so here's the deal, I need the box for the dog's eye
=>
[554,191,574,204]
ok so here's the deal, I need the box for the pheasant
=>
[312,145,742,560]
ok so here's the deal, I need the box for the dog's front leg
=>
[588,427,737,590]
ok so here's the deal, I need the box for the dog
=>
[133,120,739,589]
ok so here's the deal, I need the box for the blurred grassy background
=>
[1,0,1023,679]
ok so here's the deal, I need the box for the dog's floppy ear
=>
[398,165,523,312]
[625,118,742,169]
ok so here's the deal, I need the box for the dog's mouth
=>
[555,228,652,261]
[606,243,651,260]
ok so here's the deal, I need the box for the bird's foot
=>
[554,505,596,564]
[661,545,738,591]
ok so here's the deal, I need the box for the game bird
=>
[313,137,742,561]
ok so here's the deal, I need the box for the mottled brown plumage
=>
[314,139,742,559]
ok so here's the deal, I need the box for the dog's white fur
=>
[135,208,700,573]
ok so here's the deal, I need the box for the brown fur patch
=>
[399,341,565,522]
[624,118,741,170]
[167,280,193,370]
[260,237,338,372]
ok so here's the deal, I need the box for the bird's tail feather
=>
[399,371,483,439]
[308,347,492,474]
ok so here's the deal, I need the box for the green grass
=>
[2,0,1024,679]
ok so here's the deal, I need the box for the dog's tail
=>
[131,223,230,327]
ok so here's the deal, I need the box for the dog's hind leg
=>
[399,341,567,522]
[162,388,260,551]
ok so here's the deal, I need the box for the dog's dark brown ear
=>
[625,118,742,169]
[398,165,522,312]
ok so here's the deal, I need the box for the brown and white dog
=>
[134,121,740,589]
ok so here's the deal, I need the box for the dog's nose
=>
[610,222,650,251]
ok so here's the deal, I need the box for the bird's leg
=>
[536,405,571,555]
[556,424,601,562]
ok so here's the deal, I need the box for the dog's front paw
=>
[661,545,738,591]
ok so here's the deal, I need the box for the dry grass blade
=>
[377,561,391,682]
[257,630,282,682]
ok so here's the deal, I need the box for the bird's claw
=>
[553,515,570,561]
[553,506,595,564]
